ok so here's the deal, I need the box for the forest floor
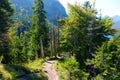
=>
[43,60,58,80]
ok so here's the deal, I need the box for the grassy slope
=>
[0,59,47,80]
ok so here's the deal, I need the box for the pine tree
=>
[58,2,114,68]
[0,0,14,32]
[30,0,48,58]
[4,22,30,64]
[87,35,120,80]
[0,0,14,60]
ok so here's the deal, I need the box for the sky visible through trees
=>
[59,0,120,17]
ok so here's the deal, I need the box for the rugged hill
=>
[10,0,67,24]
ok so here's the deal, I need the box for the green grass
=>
[24,59,44,72]
[0,59,47,80]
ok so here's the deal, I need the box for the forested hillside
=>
[0,0,120,80]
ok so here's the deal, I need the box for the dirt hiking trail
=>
[43,60,58,80]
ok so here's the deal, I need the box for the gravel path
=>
[43,61,58,80]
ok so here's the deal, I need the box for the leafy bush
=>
[54,57,88,80]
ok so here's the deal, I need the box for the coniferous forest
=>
[0,0,120,80]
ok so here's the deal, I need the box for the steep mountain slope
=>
[44,0,67,23]
[113,15,120,23]
[10,0,67,24]
[112,15,120,34]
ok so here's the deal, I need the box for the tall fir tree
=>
[30,0,48,58]
[0,0,14,59]
[0,0,14,32]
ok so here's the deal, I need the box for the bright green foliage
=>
[87,35,120,80]
[5,26,29,64]
[3,19,32,64]
[54,57,88,80]
[59,2,114,68]
[24,59,44,72]
[92,74,103,80]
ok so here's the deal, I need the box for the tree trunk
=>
[53,27,56,57]
[50,29,53,57]
[40,38,44,58]
[57,24,60,55]
[49,28,53,57]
